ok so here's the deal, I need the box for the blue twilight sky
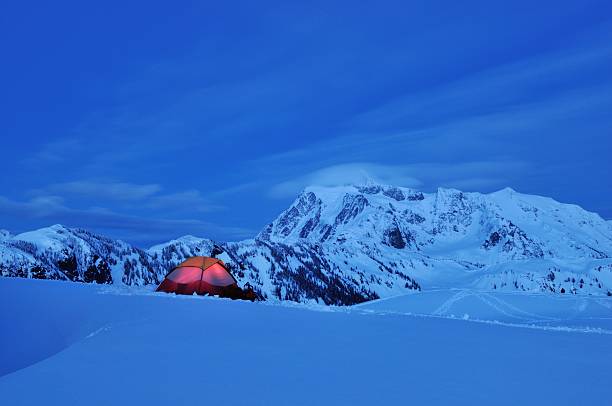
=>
[1,0,611,246]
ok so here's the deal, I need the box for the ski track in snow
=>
[85,286,612,335]
[596,298,612,309]
[85,325,111,339]
[103,288,612,335]
[352,288,612,334]
[90,285,612,335]
[432,290,472,316]
[480,291,556,321]
[473,292,552,323]
[355,306,612,335]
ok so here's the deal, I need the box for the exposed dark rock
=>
[300,208,321,238]
[357,185,382,195]
[406,192,425,201]
[483,232,502,249]
[83,255,112,284]
[406,212,425,224]
[382,187,405,201]
[274,192,319,237]
[335,194,368,225]
[57,252,79,281]
[384,226,406,249]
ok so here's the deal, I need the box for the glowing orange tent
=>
[156,256,245,298]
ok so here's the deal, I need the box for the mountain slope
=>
[0,224,164,285]
[246,184,612,298]
[1,184,611,303]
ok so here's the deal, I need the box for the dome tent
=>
[156,256,255,300]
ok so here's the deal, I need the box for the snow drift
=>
[0,277,610,406]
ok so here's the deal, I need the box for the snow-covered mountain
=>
[149,235,216,272]
[0,225,164,286]
[1,184,611,304]
[228,184,612,302]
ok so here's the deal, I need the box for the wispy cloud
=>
[348,33,612,133]
[208,181,261,198]
[23,20,612,193]
[30,180,223,213]
[0,194,252,246]
[35,181,162,201]
[146,189,225,212]
[268,160,531,198]
[269,163,422,198]
[0,195,66,218]
[249,27,612,204]
[23,137,87,165]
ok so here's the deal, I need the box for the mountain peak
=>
[491,186,518,196]
[302,182,421,198]
[148,234,214,254]
[14,224,71,247]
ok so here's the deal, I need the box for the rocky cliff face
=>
[2,184,611,304]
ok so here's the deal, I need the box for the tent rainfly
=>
[156,256,256,301]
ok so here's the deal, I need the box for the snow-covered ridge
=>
[1,183,611,304]
[0,225,163,286]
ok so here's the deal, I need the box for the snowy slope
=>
[0,277,610,406]
[357,289,612,331]
[148,234,216,271]
[1,183,611,304]
[249,184,612,298]
[261,185,612,261]
[0,224,164,285]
